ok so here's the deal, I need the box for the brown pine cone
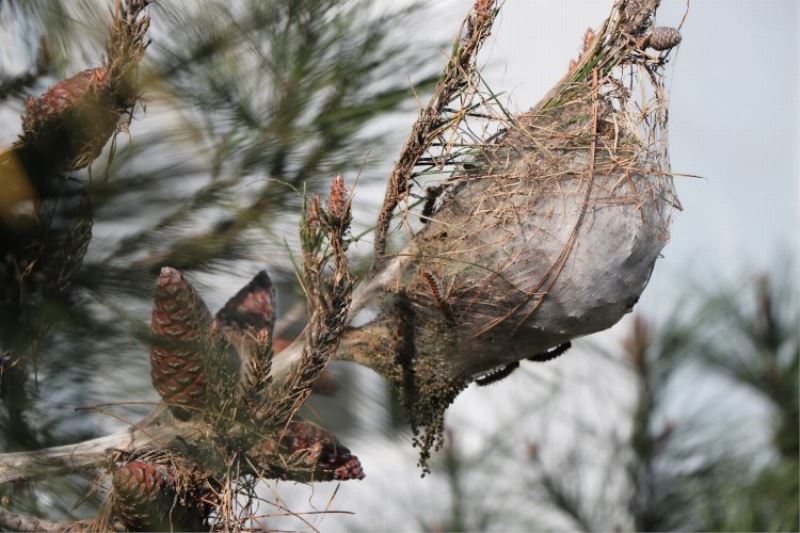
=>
[213,270,276,394]
[646,26,682,51]
[112,460,211,532]
[19,67,121,174]
[112,461,169,531]
[250,420,365,482]
[150,267,212,418]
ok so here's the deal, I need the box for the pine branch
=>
[372,0,500,269]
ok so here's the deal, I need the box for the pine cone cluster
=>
[146,265,364,482]
[133,263,363,528]
[149,266,278,418]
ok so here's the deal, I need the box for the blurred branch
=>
[0,506,85,532]
[0,407,178,485]
[530,450,593,532]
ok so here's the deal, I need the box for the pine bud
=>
[326,174,350,225]
[582,28,596,53]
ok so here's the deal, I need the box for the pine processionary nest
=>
[407,70,676,377]
[334,0,684,470]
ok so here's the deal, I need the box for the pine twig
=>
[372,0,501,269]
[0,507,90,532]
[261,177,354,427]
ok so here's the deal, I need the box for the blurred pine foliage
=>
[0,0,438,521]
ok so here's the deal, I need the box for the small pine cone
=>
[19,67,121,173]
[213,270,276,393]
[21,68,107,134]
[646,26,682,51]
[215,271,275,335]
[251,420,365,482]
[111,461,171,531]
[582,27,596,54]
[280,421,365,480]
[112,460,211,532]
[150,267,212,418]
[307,195,322,228]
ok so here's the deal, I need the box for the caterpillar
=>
[475,361,520,386]
[422,270,454,322]
[421,271,443,304]
[475,341,572,386]
[527,341,572,363]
